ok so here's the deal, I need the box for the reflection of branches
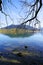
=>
[20,0,42,25]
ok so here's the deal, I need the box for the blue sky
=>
[0,0,43,28]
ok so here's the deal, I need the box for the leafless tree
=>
[0,0,15,26]
[0,0,42,28]
[20,0,42,25]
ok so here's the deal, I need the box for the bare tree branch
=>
[20,0,42,25]
[0,0,14,25]
[0,0,2,11]
[1,10,14,24]
[8,0,17,9]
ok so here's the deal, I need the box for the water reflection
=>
[0,33,43,51]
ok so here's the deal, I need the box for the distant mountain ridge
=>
[1,24,37,30]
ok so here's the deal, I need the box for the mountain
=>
[1,24,37,30]
[0,25,39,37]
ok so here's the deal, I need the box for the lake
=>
[0,32,43,52]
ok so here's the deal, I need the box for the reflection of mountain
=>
[0,25,39,37]
[40,28,43,34]
[0,33,43,51]
[0,33,43,65]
